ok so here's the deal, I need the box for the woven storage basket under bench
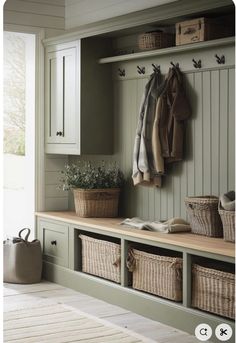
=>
[192,264,235,319]
[79,234,121,283]
[128,249,183,301]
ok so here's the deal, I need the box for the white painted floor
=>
[3,280,200,342]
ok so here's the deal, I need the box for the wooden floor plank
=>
[4,281,199,342]
[4,281,63,296]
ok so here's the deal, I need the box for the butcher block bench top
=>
[36,211,235,258]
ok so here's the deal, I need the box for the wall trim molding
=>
[43,0,233,45]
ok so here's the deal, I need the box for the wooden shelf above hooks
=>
[98,37,235,64]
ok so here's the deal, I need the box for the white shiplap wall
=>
[65,0,177,29]
[4,0,65,37]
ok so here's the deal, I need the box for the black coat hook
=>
[137,66,145,74]
[215,54,225,64]
[192,58,201,69]
[152,63,160,73]
[170,61,179,68]
[118,68,125,77]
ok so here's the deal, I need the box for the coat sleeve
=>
[171,73,191,121]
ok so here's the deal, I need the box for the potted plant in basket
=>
[60,161,125,218]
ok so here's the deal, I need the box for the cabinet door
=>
[45,42,80,154]
[38,219,69,267]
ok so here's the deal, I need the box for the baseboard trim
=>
[43,261,235,343]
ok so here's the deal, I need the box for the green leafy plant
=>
[60,161,125,191]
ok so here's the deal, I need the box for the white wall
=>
[65,0,178,30]
[3,0,67,211]
[4,0,65,37]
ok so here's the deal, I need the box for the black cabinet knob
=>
[51,240,57,245]
[56,131,63,136]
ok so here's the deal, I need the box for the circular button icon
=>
[215,323,233,341]
[195,323,213,341]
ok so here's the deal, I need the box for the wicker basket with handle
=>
[79,234,121,283]
[192,264,235,319]
[73,188,120,218]
[185,196,223,237]
[127,249,182,301]
[218,202,235,242]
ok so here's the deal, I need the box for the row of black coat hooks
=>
[118,54,225,76]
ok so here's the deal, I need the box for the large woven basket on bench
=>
[128,249,182,301]
[79,234,121,283]
[185,196,223,237]
[192,264,235,319]
[73,188,120,218]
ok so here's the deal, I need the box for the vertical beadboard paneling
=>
[180,162,188,218]
[194,72,203,196]
[228,68,235,190]
[202,71,211,195]
[185,73,195,197]
[129,79,138,217]
[70,66,234,220]
[166,172,174,219]
[113,66,234,221]
[173,164,181,217]
[211,70,220,195]
[219,69,229,194]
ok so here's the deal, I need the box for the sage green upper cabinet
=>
[45,38,113,155]
[45,41,79,154]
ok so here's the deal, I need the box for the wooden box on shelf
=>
[175,17,232,46]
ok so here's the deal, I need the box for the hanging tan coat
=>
[157,67,191,162]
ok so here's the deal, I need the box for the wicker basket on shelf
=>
[128,249,182,301]
[185,196,223,237]
[138,31,174,50]
[192,264,235,319]
[218,202,235,242]
[79,234,121,283]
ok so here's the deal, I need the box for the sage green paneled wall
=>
[70,67,235,221]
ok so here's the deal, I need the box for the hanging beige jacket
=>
[132,72,164,187]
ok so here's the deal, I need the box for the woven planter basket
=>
[192,264,235,319]
[79,234,121,283]
[185,196,223,237]
[138,31,174,50]
[73,188,120,218]
[129,249,182,301]
[218,203,235,242]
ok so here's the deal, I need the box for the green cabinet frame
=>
[37,215,235,343]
